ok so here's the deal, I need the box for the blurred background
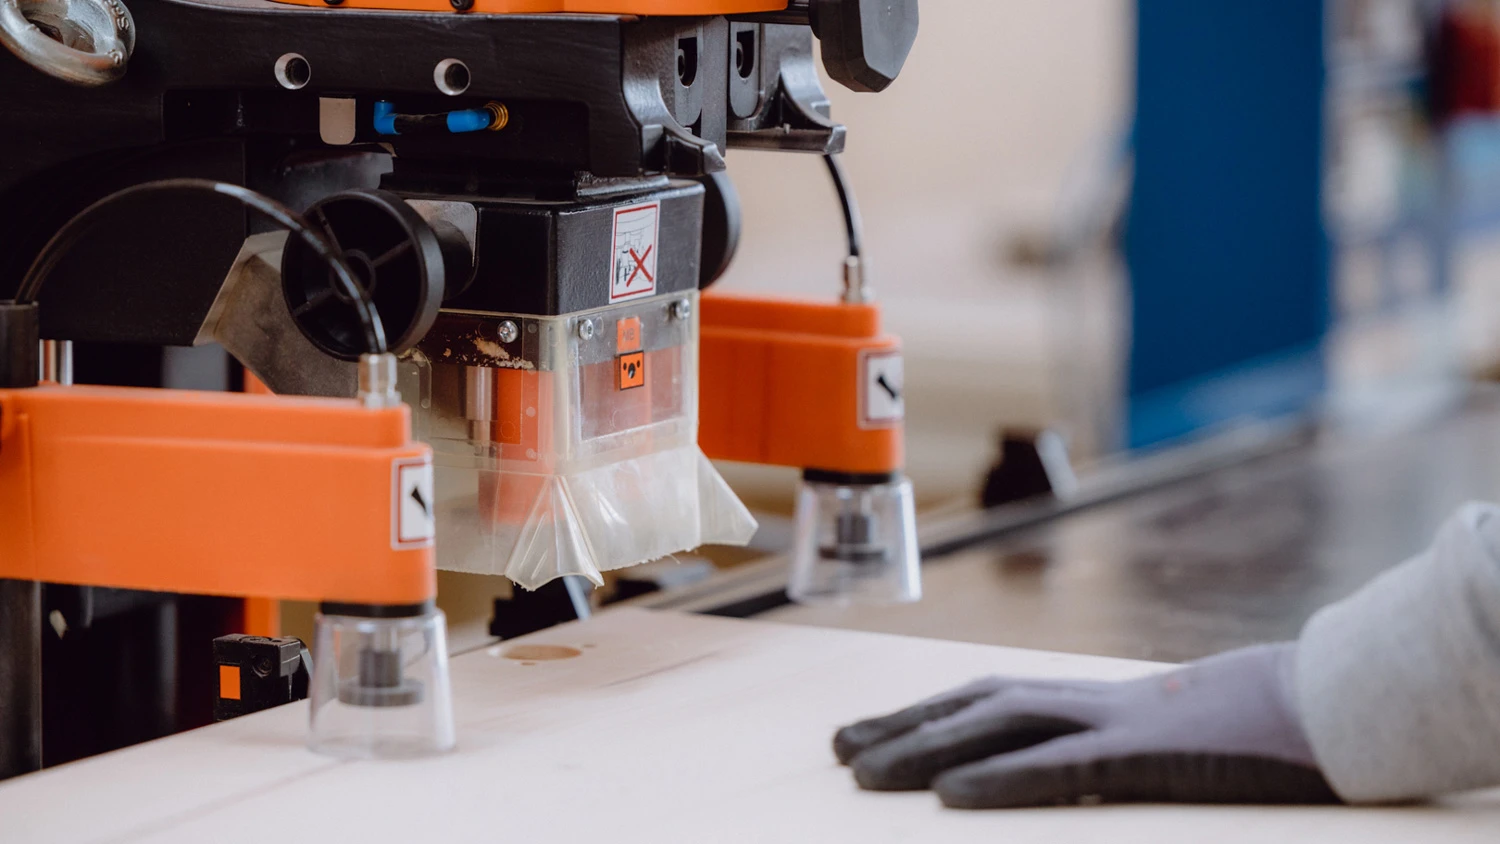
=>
[719,0,1130,507]
[622,0,1500,656]
[715,0,1500,507]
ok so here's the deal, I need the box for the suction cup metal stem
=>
[358,352,400,409]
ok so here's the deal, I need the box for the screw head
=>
[578,320,596,341]
[670,298,692,321]
[498,320,519,344]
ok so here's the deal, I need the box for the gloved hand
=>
[833,643,1341,809]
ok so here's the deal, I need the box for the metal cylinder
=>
[40,339,73,385]
[841,255,875,305]
[464,365,494,443]
[356,352,400,409]
[0,301,39,389]
[463,366,494,421]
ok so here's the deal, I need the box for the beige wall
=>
[715,1,1133,502]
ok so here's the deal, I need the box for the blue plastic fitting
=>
[372,100,493,136]
[373,100,398,135]
[445,109,493,133]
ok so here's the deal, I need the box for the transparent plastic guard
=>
[788,475,922,606]
[402,293,757,591]
[309,611,455,759]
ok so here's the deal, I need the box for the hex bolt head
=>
[498,320,520,344]
[671,298,692,321]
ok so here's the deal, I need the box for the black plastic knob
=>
[813,0,919,93]
[699,171,743,289]
[281,190,447,360]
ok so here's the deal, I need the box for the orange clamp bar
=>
[0,386,436,607]
[699,292,904,475]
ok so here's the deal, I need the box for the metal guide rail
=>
[641,392,1500,662]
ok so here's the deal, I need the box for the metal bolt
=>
[670,298,692,321]
[497,320,519,344]
[578,320,596,341]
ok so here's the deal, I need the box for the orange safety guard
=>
[0,386,436,607]
[699,292,903,475]
[268,0,784,16]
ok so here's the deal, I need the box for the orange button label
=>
[618,352,646,390]
[219,664,241,701]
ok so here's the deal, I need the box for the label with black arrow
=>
[859,349,905,428]
[393,457,436,548]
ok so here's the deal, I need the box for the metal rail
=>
[630,418,1315,617]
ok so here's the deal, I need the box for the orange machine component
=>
[269,0,783,15]
[699,292,903,475]
[242,597,282,638]
[0,386,436,608]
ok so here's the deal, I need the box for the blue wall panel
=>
[1127,0,1330,447]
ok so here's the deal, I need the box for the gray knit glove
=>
[834,643,1340,809]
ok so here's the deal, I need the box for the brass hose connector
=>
[484,102,509,131]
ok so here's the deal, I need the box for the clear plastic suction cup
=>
[788,473,922,606]
[309,610,455,759]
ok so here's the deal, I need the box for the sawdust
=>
[472,333,535,370]
[473,337,511,360]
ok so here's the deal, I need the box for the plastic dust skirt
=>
[402,294,757,591]
[434,445,757,591]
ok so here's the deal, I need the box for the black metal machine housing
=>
[0,0,895,341]
[0,0,916,781]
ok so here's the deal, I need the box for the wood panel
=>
[1,609,1495,843]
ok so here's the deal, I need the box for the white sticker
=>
[392,458,435,549]
[860,350,905,428]
[610,202,660,302]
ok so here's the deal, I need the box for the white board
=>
[1,609,1496,843]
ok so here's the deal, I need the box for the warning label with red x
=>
[610,202,660,302]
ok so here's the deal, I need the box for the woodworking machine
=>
[0,0,919,777]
